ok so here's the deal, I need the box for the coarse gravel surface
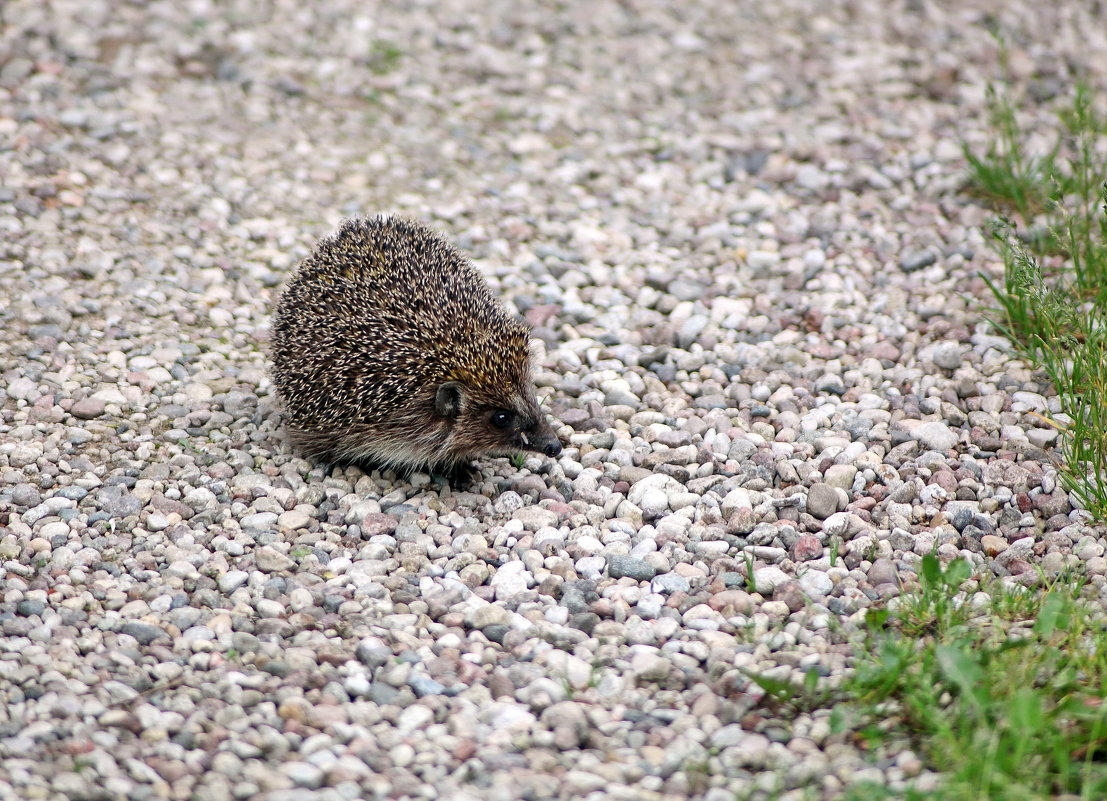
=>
[3,1,1107,800]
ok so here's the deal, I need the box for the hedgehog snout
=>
[522,417,562,459]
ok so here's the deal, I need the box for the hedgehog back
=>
[271,216,532,437]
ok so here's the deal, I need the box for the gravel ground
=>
[3,1,1107,799]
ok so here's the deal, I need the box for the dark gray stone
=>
[120,622,168,645]
[607,555,657,582]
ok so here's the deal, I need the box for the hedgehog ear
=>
[434,381,464,418]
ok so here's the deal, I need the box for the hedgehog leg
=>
[439,461,480,489]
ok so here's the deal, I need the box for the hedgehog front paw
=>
[437,461,480,488]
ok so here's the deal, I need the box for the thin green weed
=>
[969,75,1107,520]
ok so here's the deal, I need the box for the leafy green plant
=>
[846,561,1107,801]
[741,666,830,716]
[893,553,973,637]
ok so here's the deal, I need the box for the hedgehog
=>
[269,215,562,483]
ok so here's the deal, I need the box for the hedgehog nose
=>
[543,439,562,458]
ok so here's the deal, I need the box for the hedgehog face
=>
[435,381,562,461]
[484,406,563,458]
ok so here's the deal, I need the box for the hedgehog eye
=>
[490,410,514,429]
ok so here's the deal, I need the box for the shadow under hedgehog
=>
[269,214,563,484]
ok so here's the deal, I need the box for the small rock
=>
[772,580,805,612]
[791,535,823,561]
[900,249,937,272]
[867,558,899,586]
[360,513,397,536]
[806,483,839,519]
[409,675,447,697]
[469,603,511,629]
[277,510,312,530]
[607,555,657,582]
[980,535,1008,556]
[97,485,143,518]
[983,460,1030,488]
[11,484,42,507]
[490,561,531,601]
[752,566,790,594]
[256,546,295,572]
[650,572,691,594]
[823,464,857,490]
[798,570,833,597]
[513,506,558,531]
[70,398,106,419]
[283,762,324,789]
[219,570,249,593]
[932,342,963,370]
[541,701,589,749]
[241,512,278,533]
[120,622,168,645]
[16,600,45,617]
[7,377,37,401]
[630,649,670,682]
[911,422,959,451]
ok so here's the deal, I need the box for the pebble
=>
[278,509,312,530]
[910,422,959,451]
[867,558,899,586]
[798,570,834,597]
[69,397,106,419]
[792,535,824,561]
[651,572,691,594]
[120,622,168,645]
[97,486,143,518]
[490,561,531,600]
[932,342,964,370]
[752,566,791,594]
[607,554,657,582]
[256,546,296,572]
[241,512,279,533]
[806,483,840,519]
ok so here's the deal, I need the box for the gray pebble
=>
[16,600,45,617]
[900,249,938,271]
[255,546,295,572]
[96,486,143,518]
[805,483,840,519]
[11,485,42,507]
[911,422,959,451]
[867,558,900,586]
[120,622,168,645]
[932,342,963,370]
[607,555,657,582]
[219,570,250,593]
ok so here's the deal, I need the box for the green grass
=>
[740,555,1107,800]
[840,555,1107,801]
[962,84,1062,222]
[366,39,403,75]
[967,76,1107,520]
